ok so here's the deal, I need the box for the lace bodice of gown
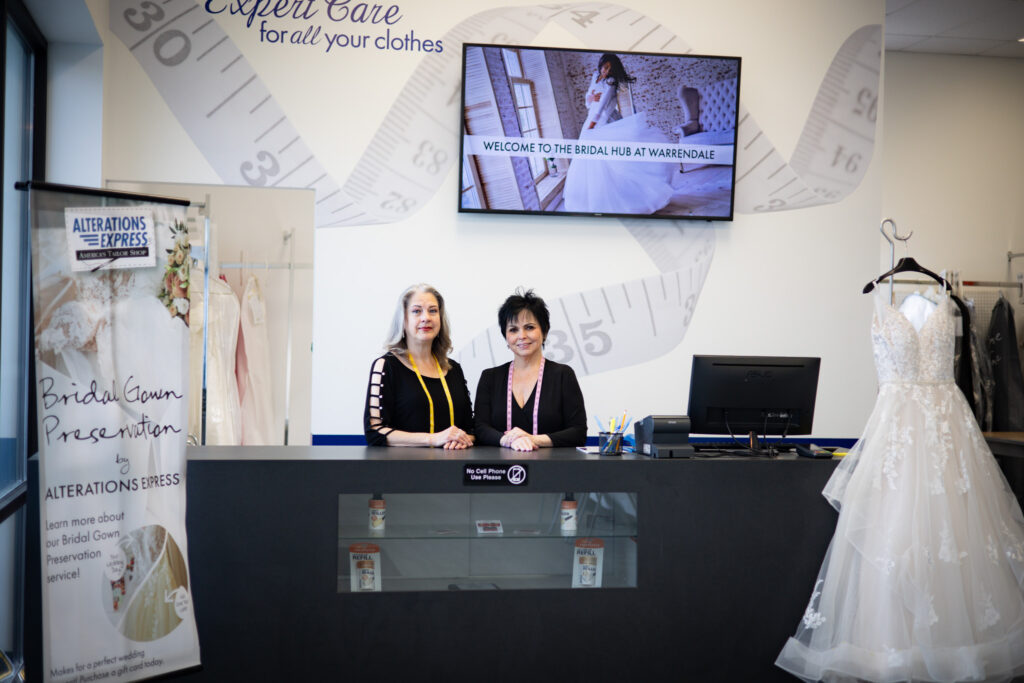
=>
[871,292,954,384]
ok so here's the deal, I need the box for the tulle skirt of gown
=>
[562,112,676,215]
[776,382,1024,682]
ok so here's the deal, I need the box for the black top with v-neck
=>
[473,360,587,447]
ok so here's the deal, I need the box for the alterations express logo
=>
[71,214,151,254]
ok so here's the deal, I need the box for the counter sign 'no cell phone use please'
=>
[464,464,528,486]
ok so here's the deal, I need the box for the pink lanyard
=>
[506,357,545,434]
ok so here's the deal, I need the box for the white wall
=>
[28,0,104,185]
[314,0,885,440]
[881,52,1024,337]
[46,41,103,186]
[881,52,1023,278]
[84,0,886,441]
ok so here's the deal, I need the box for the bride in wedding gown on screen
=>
[562,53,676,215]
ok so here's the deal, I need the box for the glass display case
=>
[337,492,637,592]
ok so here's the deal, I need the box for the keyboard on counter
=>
[690,441,802,452]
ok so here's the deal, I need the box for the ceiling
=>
[885,0,1024,58]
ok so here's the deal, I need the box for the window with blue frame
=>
[2,3,45,679]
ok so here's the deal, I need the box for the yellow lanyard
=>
[407,354,455,433]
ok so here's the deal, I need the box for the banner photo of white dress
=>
[29,187,200,682]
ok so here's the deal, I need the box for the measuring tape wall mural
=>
[110,2,880,227]
[108,1,881,435]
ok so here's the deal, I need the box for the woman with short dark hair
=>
[474,289,587,451]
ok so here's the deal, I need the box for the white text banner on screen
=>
[463,135,735,166]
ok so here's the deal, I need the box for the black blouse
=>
[474,360,587,447]
[364,353,474,446]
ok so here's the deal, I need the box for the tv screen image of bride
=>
[458,44,741,221]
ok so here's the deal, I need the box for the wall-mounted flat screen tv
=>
[458,44,741,221]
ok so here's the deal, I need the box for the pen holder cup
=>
[598,432,623,456]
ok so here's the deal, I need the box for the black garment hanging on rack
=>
[965,309,995,431]
[864,257,977,412]
[987,296,1024,431]
[954,302,978,416]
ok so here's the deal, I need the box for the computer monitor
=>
[687,355,821,437]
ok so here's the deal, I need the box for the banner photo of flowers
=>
[29,187,200,683]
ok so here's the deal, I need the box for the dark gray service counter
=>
[174,446,839,682]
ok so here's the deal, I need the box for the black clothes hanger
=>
[863,256,952,294]
[862,255,968,333]
[865,220,977,411]
[863,254,974,406]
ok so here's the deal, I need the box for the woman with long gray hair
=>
[363,284,474,448]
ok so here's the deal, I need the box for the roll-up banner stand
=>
[21,182,201,682]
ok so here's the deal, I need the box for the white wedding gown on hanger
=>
[777,292,1024,682]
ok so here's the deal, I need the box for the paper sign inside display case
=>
[475,520,504,535]
[463,463,528,486]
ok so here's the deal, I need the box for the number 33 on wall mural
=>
[110,1,880,378]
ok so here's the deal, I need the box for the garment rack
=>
[891,278,1022,294]
[219,262,312,270]
[213,227,312,445]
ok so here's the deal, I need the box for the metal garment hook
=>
[879,218,906,305]
[892,220,913,259]
[880,218,896,270]
[880,218,896,245]
[892,221,913,242]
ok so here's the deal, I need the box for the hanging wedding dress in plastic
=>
[776,291,1024,682]
[236,274,276,444]
[188,273,241,445]
[187,256,205,442]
